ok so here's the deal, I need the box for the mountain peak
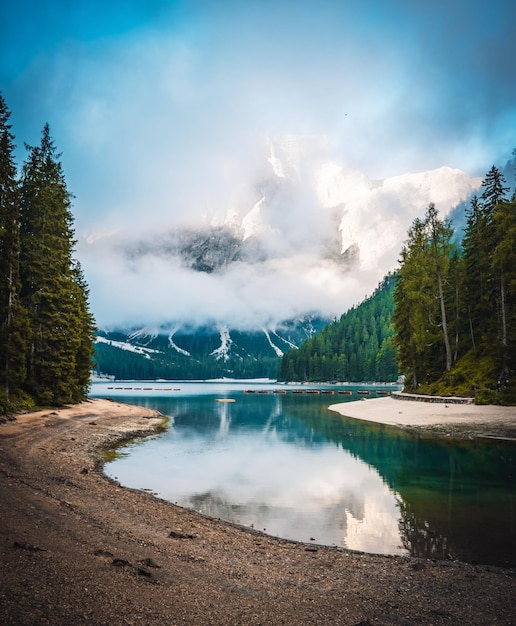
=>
[81,135,482,330]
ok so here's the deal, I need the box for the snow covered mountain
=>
[117,137,480,279]
[81,134,481,332]
[94,316,329,380]
[85,134,482,379]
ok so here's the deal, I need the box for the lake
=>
[90,381,516,568]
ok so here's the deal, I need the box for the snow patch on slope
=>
[128,327,159,345]
[271,330,297,350]
[262,328,284,357]
[168,327,191,356]
[95,336,161,359]
[210,326,233,361]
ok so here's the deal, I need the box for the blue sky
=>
[2,0,515,223]
[2,0,516,326]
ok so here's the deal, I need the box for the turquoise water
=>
[90,381,515,568]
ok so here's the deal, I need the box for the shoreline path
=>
[0,397,515,625]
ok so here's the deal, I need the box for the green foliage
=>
[393,165,516,403]
[474,388,500,405]
[70,262,96,400]
[279,274,399,382]
[93,319,329,381]
[94,334,283,381]
[0,93,96,412]
[0,94,30,402]
[393,205,457,388]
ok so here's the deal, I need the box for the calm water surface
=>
[90,381,516,568]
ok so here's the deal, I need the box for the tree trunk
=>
[468,306,477,356]
[500,268,507,347]
[437,271,452,371]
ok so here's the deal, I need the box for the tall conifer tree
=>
[393,218,435,388]
[19,124,94,405]
[480,166,509,212]
[0,93,29,407]
[426,204,454,372]
[479,167,510,364]
[461,195,489,353]
[393,206,456,389]
[491,199,516,385]
[70,260,96,401]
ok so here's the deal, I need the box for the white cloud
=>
[106,425,406,553]
[79,138,481,329]
[4,0,513,329]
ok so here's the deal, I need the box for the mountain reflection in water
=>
[94,383,515,568]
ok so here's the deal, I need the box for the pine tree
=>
[0,93,29,408]
[461,195,488,354]
[70,260,96,401]
[19,124,94,405]
[491,199,516,384]
[478,167,510,364]
[393,218,435,388]
[480,166,509,212]
[425,204,454,372]
[393,206,457,389]
[462,168,509,354]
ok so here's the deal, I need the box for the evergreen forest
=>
[94,329,285,381]
[279,275,398,383]
[393,166,516,405]
[280,163,516,405]
[0,93,96,413]
[2,87,515,406]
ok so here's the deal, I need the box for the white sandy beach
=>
[329,395,516,431]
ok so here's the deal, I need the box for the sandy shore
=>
[329,395,516,439]
[1,398,515,625]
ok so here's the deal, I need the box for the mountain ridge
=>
[93,315,330,380]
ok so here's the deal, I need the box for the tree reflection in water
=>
[294,401,515,567]
[101,386,515,568]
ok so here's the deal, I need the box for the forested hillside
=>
[93,317,328,381]
[393,165,516,404]
[279,275,398,383]
[0,93,96,413]
[2,84,514,404]
[94,333,281,380]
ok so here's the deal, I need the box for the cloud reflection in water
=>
[107,397,406,554]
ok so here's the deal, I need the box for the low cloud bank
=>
[79,140,480,330]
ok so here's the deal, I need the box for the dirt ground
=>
[0,398,515,625]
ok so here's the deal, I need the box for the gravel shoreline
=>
[1,398,515,625]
